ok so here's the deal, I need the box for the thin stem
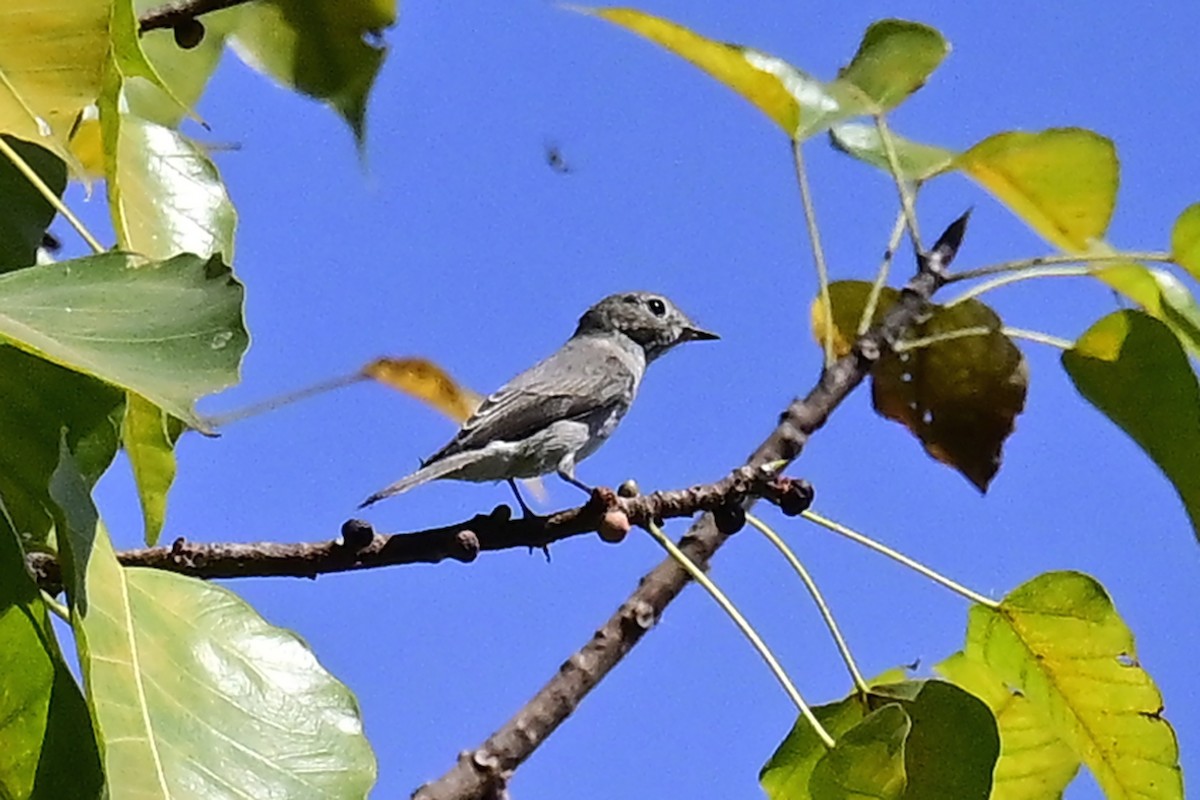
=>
[41,590,70,622]
[1003,327,1073,350]
[945,265,1097,307]
[644,519,835,749]
[202,371,366,428]
[792,139,834,367]
[893,326,1074,353]
[801,509,999,608]
[875,115,922,252]
[857,211,908,336]
[946,251,1173,284]
[746,512,870,696]
[0,137,104,254]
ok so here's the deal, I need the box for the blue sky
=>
[78,1,1200,796]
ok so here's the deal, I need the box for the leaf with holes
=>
[967,571,1182,798]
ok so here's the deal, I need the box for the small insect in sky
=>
[544,141,572,175]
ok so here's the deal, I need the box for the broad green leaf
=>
[0,345,120,547]
[231,0,396,145]
[0,0,107,166]
[580,7,869,140]
[938,652,1080,800]
[815,281,1028,491]
[1062,310,1200,540]
[0,137,67,273]
[64,519,377,798]
[1098,263,1200,356]
[0,251,248,432]
[1169,203,1200,281]
[830,123,956,182]
[762,691,875,799]
[838,20,948,111]
[967,571,1183,798]
[957,129,1117,253]
[809,704,910,799]
[0,510,103,800]
[123,393,180,546]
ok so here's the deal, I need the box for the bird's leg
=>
[507,478,536,518]
[556,461,594,496]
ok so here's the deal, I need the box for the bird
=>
[360,291,718,514]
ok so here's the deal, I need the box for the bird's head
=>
[574,291,718,361]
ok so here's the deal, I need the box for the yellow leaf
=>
[362,357,483,423]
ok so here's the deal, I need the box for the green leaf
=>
[0,137,67,273]
[830,122,956,182]
[579,7,870,140]
[815,281,1028,491]
[1062,310,1200,540]
[762,692,875,799]
[0,509,103,800]
[967,571,1183,798]
[123,394,181,546]
[49,436,101,613]
[107,113,238,261]
[0,251,248,432]
[809,704,910,799]
[1169,202,1200,281]
[837,20,949,111]
[938,652,1080,800]
[67,523,378,797]
[0,0,107,167]
[0,345,121,547]
[231,0,396,145]
[957,128,1118,253]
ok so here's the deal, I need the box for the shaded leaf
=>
[1062,310,1200,540]
[231,0,396,145]
[0,137,67,273]
[957,128,1117,252]
[0,0,107,167]
[761,691,875,799]
[830,122,956,182]
[0,510,103,800]
[48,436,101,613]
[123,393,182,546]
[580,7,869,140]
[363,356,484,422]
[0,251,248,432]
[967,571,1183,798]
[838,20,949,110]
[809,704,910,799]
[1169,202,1200,281]
[0,345,121,547]
[938,651,1080,800]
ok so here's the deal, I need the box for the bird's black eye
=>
[647,297,667,316]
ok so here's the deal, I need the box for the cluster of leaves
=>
[0,0,393,797]
[584,8,1194,798]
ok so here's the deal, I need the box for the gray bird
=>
[360,291,717,513]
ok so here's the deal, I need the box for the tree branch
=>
[138,0,253,35]
[26,469,813,594]
[411,215,965,800]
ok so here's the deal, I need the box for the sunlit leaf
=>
[53,459,378,799]
[830,122,956,181]
[0,513,103,800]
[123,393,181,546]
[231,0,396,145]
[579,6,869,140]
[837,19,948,110]
[0,0,107,167]
[1169,202,1200,281]
[968,571,1183,798]
[0,346,120,548]
[363,356,484,422]
[937,651,1080,800]
[957,128,1117,252]
[1063,310,1200,540]
[810,280,899,357]
[0,137,66,273]
[0,251,247,432]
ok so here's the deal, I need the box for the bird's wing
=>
[427,337,637,460]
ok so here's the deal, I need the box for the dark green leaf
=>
[0,137,66,272]
[809,704,910,799]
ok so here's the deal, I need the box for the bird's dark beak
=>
[682,325,719,342]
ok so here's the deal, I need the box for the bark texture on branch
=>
[411,219,963,800]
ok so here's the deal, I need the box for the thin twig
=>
[138,0,254,33]
[644,519,833,747]
[874,115,922,252]
[792,139,835,366]
[857,211,908,336]
[945,251,1172,284]
[0,136,104,254]
[945,265,1096,307]
[746,512,869,696]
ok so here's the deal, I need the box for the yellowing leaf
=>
[830,122,956,181]
[1169,202,1200,281]
[838,19,949,110]
[811,280,899,357]
[580,7,869,140]
[968,572,1182,799]
[957,128,1117,252]
[363,357,484,423]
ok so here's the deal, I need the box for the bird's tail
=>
[359,450,478,508]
